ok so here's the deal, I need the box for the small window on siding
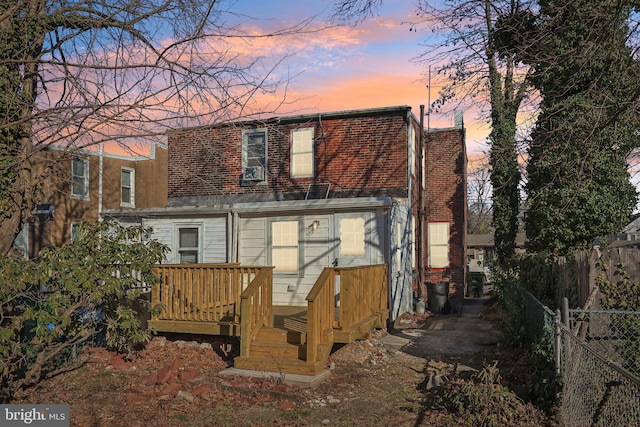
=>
[291,128,314,178]
[178,227,199,264]
[340,218,365,256]
[272,221,298,273]
[70,223,80,242]
[428,222,450,268]
[121,167,135,207]
[71,157,89,199]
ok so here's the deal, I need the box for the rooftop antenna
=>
[427,65,431,132]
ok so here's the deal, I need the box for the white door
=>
[332,213,370,268]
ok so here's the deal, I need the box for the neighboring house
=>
[423,123,467,298]
[612,213,640,242]
[466,231,527,277]
[16,143,168,258]
[106,105,467,320]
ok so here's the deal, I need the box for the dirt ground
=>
[16,306,553,426]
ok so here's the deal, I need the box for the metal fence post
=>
[555,308,562,375]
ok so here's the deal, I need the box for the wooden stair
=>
[333,309,389,343]
[234,327,329,376]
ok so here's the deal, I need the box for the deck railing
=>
[335,264,388,330]
[151,263,262,323]
[306,268,336,364]
[239,267,274,357]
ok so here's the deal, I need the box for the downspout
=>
[230,210,239,263]
[98,143,104,222]
[417,105,425,299]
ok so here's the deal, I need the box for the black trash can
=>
[426,281,450,314]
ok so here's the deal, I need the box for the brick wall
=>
[422,127,467,306]
[167,110,411,201]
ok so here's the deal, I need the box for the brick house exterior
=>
[422,121,467,305]
[18,144,167,258]
[108,105,466,318]
[167,108,411,204]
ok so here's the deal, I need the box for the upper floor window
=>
[290,128,314,178]
[428,222,450,268]
[71,156,89,199]
[242,128,267,182]
[121,167,135,207]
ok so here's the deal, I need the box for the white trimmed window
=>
[121,167,135,207]
[271,221,299,273]
[70,222,80,242]
[178,227,199,264]
[71,156,89,199]
[428,222,450,268]
[340,218,365,256]
[290,128,314,178]
[242,129,267,182]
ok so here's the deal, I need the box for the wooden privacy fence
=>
[555,243,640,309]
[150,264,262,331]
[239,267,274,357]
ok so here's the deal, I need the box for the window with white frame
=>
[290,128,314,178]
[242,129,267,181]
[71,156,89,199]
[178,227,199,264]
[70,222,80,242]
[121,167,135,207]
[428,222,450,268]
[271,221,299,273]
[340,218,365,256]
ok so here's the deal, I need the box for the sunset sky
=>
[217,0,490,158]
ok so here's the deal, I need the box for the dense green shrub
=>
[0,221,167,401]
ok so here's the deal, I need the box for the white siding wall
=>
[202,218,228,263]
[238,211,388,306]
[238,217,267,265]
[143,217,227,264]
[388,200,413,319]
[143,218,173,262]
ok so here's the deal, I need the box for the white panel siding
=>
[142,218,174,262]
[142,217,227,264]
[388,200,413,320]
[202,217,228,263]
[239,217,267,265]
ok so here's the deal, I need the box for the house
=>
[466,231,527,280]
[14,143,168,258]
[105,105,467,321]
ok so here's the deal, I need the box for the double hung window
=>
[71,157,89,199]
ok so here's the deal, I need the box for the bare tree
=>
[467,153,493,234]
[0,1,318,254]
[412,0,538,264]
[331,0,385,24]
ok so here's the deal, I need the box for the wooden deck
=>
[148,264,389,376]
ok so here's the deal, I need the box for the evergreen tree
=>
[525,0,640,254]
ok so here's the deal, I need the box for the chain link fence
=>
[522,289,556,345]
[505,284,640,425]
[570,310,640,377]
[558,322,640,426]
